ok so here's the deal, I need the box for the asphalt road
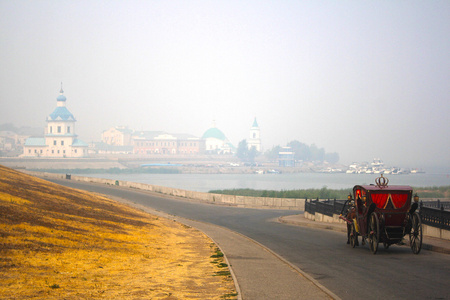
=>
[49,179,450,299]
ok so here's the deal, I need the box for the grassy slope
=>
[0,165,235,299]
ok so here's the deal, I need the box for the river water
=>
[78,172,450,192]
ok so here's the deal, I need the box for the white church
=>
[23,86,88,157]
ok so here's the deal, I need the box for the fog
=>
[1,1,449,169]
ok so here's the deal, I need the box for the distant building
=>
[100,120,237,156]
[247,117,261,152]
[22,86,88,157]
[278,147,295,167]
[202,122,234,154]
[175,134,205,155]
[0,131,17,152]
[92,142,134,154]
[132,131,204,155]
[101,126,133,146]
[1,127,42,156]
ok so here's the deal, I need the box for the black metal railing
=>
[419,202,450,230]
[305,198,450,230]
[421,200,450,209]
[305,198,348,217]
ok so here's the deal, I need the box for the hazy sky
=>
[1,1,449,169]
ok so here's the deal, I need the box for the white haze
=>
[1,1,449,170]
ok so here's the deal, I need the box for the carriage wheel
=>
[368,213,379,254]
[383,241,390,249]
[350,223,358,248]
[409,212,422,254]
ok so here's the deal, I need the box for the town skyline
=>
[1,1,449,170]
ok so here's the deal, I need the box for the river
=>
[77,172,450,192]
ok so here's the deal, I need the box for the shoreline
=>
[2,156,447,175]
[0,156,335,174]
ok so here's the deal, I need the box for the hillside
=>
[0,165,236,299]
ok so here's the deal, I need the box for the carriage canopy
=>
[353,185,413,211]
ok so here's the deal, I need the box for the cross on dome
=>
[57,82,67,102]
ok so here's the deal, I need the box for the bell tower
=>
[247,117,261,152]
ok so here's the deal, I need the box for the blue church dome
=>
[57,94,67,102]
[48,85,75,121]
[48,107,75,121]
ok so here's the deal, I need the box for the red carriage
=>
[340,175,423,254]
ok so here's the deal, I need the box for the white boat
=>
[391,167,401,175]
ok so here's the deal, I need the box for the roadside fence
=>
[420,202,450,230]
[305,198,450,230]
[304,198,347,217]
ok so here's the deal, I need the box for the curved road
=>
[50,179,450,299]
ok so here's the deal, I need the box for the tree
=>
[248,146,257,163]
[264,145,282,161]
[266,140,339,164]
[325,152,340,164]
[287,140,310,161]
[310,144,325,161]
[236,139,257,163]
[236,140,247,161]
[0,123,18,132]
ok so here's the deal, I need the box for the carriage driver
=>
[345,195,357,245]
[345,194,366,246]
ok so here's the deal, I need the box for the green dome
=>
[202,127,226,140]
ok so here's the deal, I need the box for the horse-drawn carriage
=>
[340,175,422,254]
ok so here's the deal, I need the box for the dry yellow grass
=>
[0,165,236,299]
